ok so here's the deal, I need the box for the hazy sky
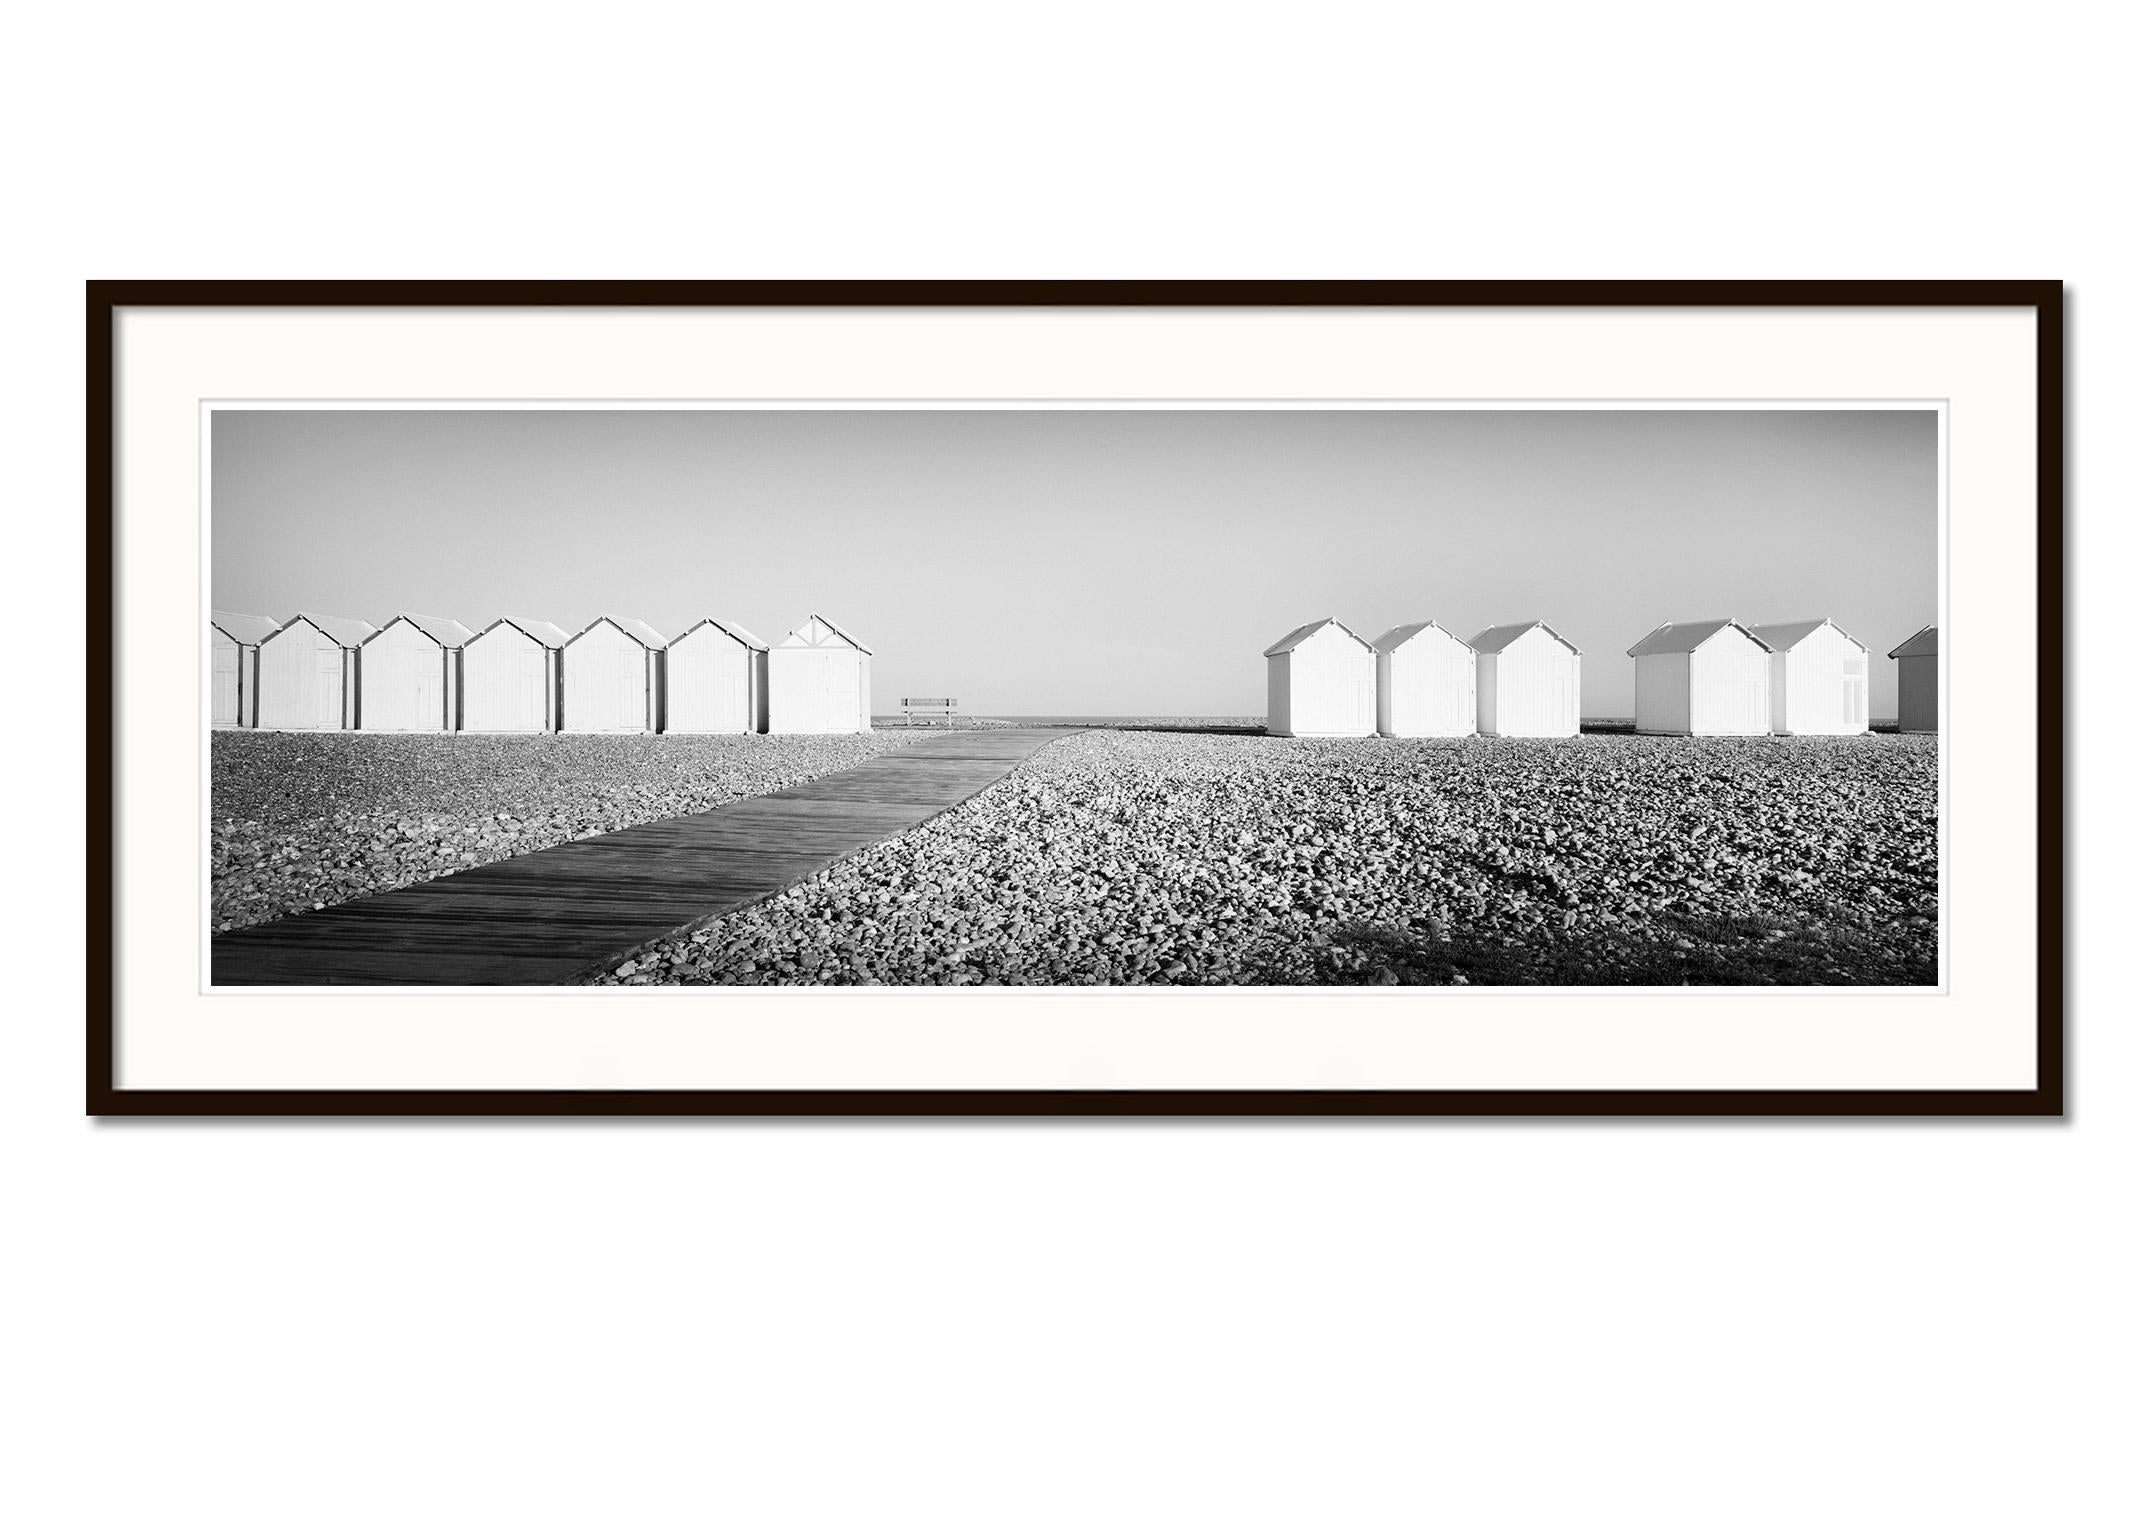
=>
[212,408,1938,717]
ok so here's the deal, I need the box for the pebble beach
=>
[210,730,936,931]
[595,727,1940,987]
[213,725,1939,985]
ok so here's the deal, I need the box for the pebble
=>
[596,728,1940,987]
[212,730,938,931]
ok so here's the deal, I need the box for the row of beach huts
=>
[1266,617,1940,738]
[209,612,874,734]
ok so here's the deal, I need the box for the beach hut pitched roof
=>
[379,613,476,647]
[478,616,573,648]
[273,612,375,648]
[1371,620,1470,655]
[210,611,280,646]
[1469,620,1580,656]
[1626,619,1771,657]
[569,615,670,650]
[1888,625,1939,659]
[780,613,874,654]
[1750,618,1866,653]
[672,618,768,652]
[1264,620,1327,655]
[1264,617,1373,656]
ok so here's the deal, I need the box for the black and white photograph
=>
[205,403,1944,991]
[91,282,2059,1114]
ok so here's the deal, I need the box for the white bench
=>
[902,696,959,725]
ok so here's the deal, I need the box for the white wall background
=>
[4,5,2140,1536]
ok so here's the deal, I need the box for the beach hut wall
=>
[461,617,570,733]
[1888,625,1939,734]
[357,614,473,732]
[665,619,768,735]
[255,613,372,731]
[1626,619,1773,737]
[1263,618,1376,738]
[561,616,668,734]
[768,614,873,734]
[1750,619,1870,736]
[1468,621,1582,738]
[1372,621,1476,738]
[210,611,279,728]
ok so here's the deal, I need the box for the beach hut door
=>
[213,647,239,725]
[612,646,643,729]
[413,659,439,730]
[315,649,342,728]
[517,649,545,728]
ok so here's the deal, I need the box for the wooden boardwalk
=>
[211,729,1082,986]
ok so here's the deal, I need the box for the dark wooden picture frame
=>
[87,280,2065,1117]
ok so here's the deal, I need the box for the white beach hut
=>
[358,613,473,732]
[460,616,570,733]
[665,619,768,735]
[562,616,668,734]
[255,613,373,731]
[1372,621,1476,738]
[1627,619,1773,737]
[1467,621,1581,738]
[1889,625,1939,734]
[210,611,278,728]
[1264,618,1375,738]
[768,614,873,734]
[1749,619,1870,736]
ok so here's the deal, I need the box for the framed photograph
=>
[90,281,2063,1115]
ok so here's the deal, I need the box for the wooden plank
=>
[212,728,1081,987]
